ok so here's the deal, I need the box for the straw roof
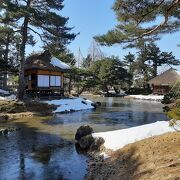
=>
[25,50,70,72]
[148,68,180,86]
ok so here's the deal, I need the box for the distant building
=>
[148,68,180,95]
[24,50,70,95]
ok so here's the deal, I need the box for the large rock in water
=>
[90,137,105,151]
[78,135,95,150]
[75,125,93,141]
[75,125,105,151]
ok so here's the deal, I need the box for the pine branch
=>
[27,26,45,43]
[137,0,165,25]
[141,0,180,37]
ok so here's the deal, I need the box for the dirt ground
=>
[86,132,180,180]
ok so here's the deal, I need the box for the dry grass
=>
[87,132,180,180]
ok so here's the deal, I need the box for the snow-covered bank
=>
[0,94,16,100]
[93,121,179,152]
[46,97,95,113]
[127,94,164,101]
[0,89,16,100]
[0,89,9,95]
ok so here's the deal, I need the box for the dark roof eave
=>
[24,67,70,73]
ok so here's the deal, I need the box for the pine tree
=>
[82,54,92,68]
[0,26,14,70]
[131,42,179,87]
[95,0,180,46]
[90,57,132,94]
[123,52,135,74]
[1,0,76,100]
[146,43,179,77]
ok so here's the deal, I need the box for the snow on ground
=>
[0,94,16,100]
[50,57,70,69]
[0,89,10,95]
[93,121,179,152]
[128,94,164,101]
[0,89,16,100]
[46,97,94,113]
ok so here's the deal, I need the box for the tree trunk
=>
[2,72,7,90]
[78,85,86,95]
[153,60,157,77]
[113,86,120,94]
[4,32,10,64]
[104,84,109,96]
[17,0,31,100]
[3,32,10,89]
[143,70,149,88]
[68,77,72,95]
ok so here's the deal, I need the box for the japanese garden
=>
[0,0,180,179]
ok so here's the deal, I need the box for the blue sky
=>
[27,0,180,68]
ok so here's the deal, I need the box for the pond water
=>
[0,97,168,180]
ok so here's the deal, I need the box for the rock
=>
[8,127,21,132]
[81,100,87,105]
[75,125,104,151]
[3,129,8,135]
[90,137,105,151]
[0,129,8,135]
[0,127,20,135]
[0,115,9,122]
[0,115,9,123]
[91,102,101,109]
[75,125,93,141]
[96,102,101,106]
[15,127,21,131]
[91,103,96,108]
[163,106,170,112]
[14,101,24,106]
[78,135,95,150]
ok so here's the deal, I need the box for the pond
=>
[0,97,168,180]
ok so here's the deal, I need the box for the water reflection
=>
[48,98,168,132]
[0,97,168,179]
[0,126,87,180]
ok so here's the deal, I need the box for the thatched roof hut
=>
[148,68,180,95]
[149,69,180,86]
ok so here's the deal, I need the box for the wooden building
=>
[148,68,180,95]
[24,50,70,95]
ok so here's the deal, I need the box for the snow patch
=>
[100,152,110,159]
[46,97,94,113]
[50,57,70,69]
[0,89,9,95]
[0,94,16,100]
[93,121,179,152]
[128,94,164,101]
[0,89,16,100]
